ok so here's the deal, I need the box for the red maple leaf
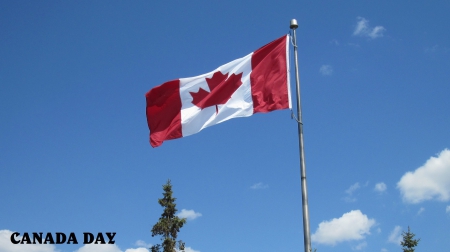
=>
[189,71,243,113]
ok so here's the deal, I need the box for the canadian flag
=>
[146,35,291,147]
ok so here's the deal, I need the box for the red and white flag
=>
[146,35,291,147]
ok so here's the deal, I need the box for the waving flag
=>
[146,35,291,147]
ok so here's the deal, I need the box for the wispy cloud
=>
[344,182,360,202]
[320,65,333,76]
[348,43,361,48]
[353,241,367,250]
[388,226,402,245]
[330,39,340,45]
[346,183,361,194]
[397,149,450,203]
[353,17,386,39]
[177,209,202,220]
[134,240,151,248]
[425,45,450,54]
[176,247,200,252]
[250,182,268,189]
[374,182,387,193]
[311,210,376,245]
[417,207,425,215]
[446,205,450,214]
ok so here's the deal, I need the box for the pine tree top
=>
[401,226,420,252]
[151,180,187,252]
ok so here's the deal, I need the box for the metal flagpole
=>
[290,19,312,252]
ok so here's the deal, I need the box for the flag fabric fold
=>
[146,35,291,147]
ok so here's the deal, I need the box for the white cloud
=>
[250,182,268,189]
[388,226,402,245]
[74,244,122,252]
[0,230,59,252]
[381,249,388,252]
[446,205,450,214]
[319,65,333,75]
[75,244,151,252]
[397,149,450,203]
[177,209,202,220]
[353,17,386,39]
[125,248,149,252]
[374,182,387,193]
[311,210,376,245]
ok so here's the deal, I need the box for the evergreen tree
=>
[150,180,187,252]
[401,226,420,252]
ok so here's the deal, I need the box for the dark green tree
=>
[401,226,420,252]
[150,180,187,252]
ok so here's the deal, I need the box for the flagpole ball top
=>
[290,19,298,29]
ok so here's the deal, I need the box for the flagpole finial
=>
[290,19,298,29]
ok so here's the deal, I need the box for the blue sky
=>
[1,1,449,252]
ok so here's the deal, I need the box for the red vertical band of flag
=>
[145,80,182,147]
[251,35,289,113]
